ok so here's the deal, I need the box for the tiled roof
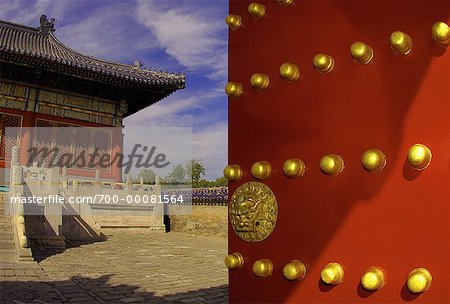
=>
[0,17,185,90]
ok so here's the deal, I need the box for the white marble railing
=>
[8,145,164,254]
[8,146,34,261]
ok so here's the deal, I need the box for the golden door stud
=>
[279,63,300,81]
[361,267,386,291]
[223,165,243,181]
[225,82,243,98]
[320,154,345,176]
[390,31,412,55]
[350,42,374,64]
[432,21,450,46]
[225,15,242,30]
[283,260,307,281]
[251,161,271,179]
[313,54,335,73]
[277,0,294,6]
[321,262,344,285]
[248,3,266,18]
[407,268,432,293]
[252,259,273,278]
[361,149,386,172]
[250,73,270,90]
[407,143,432,170]
[225,252,244,269]
[283,158,306,178]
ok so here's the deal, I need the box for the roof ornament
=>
[133,60,144,69]
[38,15,55,35]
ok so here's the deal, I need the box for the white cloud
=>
[124,88,225,127]
[121,122,227,180]
[0,0,24,20]
[1,0,228,79]
[0,1,159,63]
[193,121,228,180]
[1,0,229,180]
[58,10,144,61]
[135,0,228,80]
[0,0,75,26]
[124,87,228,179]
[56,3,160,63]
[122,126,193,178]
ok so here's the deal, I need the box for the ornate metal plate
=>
[230,181,278,242]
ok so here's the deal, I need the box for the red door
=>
[226,0,449,303]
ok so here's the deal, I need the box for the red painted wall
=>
[228,0,449,303]
[0,108,123,181]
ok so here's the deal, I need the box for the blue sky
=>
[0,0,229,180]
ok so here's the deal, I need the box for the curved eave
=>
[0,47,186,91]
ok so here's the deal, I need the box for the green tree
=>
[197,179,211,188]
[164,164,186,184]
[137,169,156,184]
[185,159,206,187]
[211,176,227,187]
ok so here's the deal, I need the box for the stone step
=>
[0,240,15,250]
[0,224,12,231]
[0,219,12,226]
[0,194,16,263]
[0,262,42,270]
[0,218,11,223]
[0,231,14,240]
[0,249,15,263]
[0,236,14,244]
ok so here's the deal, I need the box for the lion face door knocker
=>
[230,182,278,242]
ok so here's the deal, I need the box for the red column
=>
[111,127,124,183]
[19,111,34,166]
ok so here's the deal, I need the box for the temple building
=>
[0,16,185,262]
[0,15,185,182]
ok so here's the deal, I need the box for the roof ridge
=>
[0,19,39,34]
[0,17,186,88]
[47,33,177,77]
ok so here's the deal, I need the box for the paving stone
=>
[203,292,227,300]
[164,294,185,301]
[181,296,208,303]
[119,297,145,303]
[99,294,127,300]
[67,296,95,301]
[1,231,228,303]
[204,296,229,304]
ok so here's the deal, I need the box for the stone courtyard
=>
[0,231,228,303]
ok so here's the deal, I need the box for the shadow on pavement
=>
[0,274,228,303]
[31,238,108,263]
